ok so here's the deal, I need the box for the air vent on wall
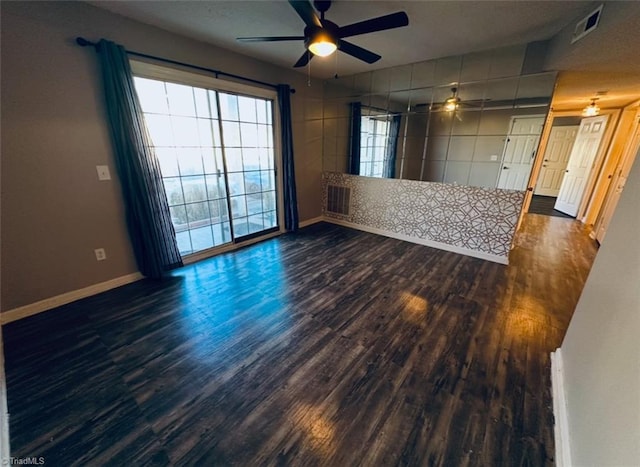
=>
[326,185,351,216]
[571,4,603,44]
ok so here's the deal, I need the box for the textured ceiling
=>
[92,1,593,78]
[90,1,640,110]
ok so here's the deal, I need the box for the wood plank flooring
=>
[2,214,598,466]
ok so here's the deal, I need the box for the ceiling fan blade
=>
[338,12,409,38]
[293,51,314,68]
[460,99,489,107]
[338,40,381,64]
[288,0,321,28]
[237,36,305,42]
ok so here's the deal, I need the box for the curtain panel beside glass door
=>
[96,39,183,278]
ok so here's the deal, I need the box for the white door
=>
[555,115,609,217]
[534,125,578,196]
[595,115,640,243]
[497,116,545,190]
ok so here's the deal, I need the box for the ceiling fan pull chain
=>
[307,51,311,86]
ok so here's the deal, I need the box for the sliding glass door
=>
[218,93,277,239]
[133,71,279,256]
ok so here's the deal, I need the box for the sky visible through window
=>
[134,77,277,255]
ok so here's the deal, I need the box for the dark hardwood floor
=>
[2,215,598,466]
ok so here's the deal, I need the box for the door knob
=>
[543,164,548,167]
[503,166,509,170]
[565,170,569,173]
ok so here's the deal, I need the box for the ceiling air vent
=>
[571,4,603,44]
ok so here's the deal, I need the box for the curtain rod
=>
[75,37,295,94]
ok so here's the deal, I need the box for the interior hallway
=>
[2,214,598,465]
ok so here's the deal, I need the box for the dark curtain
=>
[97,39,182,278]
[277,85,299,232]
[383,114,402,178]
[349,102,362,175]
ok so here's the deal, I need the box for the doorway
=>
[534,124,579,197]
[593,110,640,242]
[497,115,545,190]
[554,115,609,216]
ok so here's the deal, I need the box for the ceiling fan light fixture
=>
[308,39,337,57]
[307,31,337,57]
[583,98,600,116]
[444,98,459,112]
[444,87,460,112]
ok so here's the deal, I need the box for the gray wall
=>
[544,2,640,463]
[1,1,323,311]
[560,149,640,466]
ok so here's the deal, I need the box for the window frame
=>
[130,60,285,263]
[360,108,393,178]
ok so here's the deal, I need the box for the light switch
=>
[490,155,498,161]
[96,165,111,181]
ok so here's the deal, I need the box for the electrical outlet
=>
[96,165,111,181]
[94,248,107,261]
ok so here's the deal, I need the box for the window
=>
[132,63,279,256]
[360,112,391,178]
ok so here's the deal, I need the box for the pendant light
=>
[582,98,600,117]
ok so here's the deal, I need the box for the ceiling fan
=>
[433,87,490,113]
[236,0,409,68]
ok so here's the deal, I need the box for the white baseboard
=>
[323,217,509,265]
[1,272,143,325]
[551,348,572,467]
[299,216,324,228]
[0,330,10,461]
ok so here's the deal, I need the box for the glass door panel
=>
[134,76,232,255]
[134,75,278,256]
[219,92,278,240]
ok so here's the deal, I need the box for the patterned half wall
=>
[321,172,525,263]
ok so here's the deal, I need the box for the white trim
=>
[0,273,143,325]
[130,61,277,99]
[299,216,324,228]
[551,349,572,467]
[0,330,10,460]
[323,217,509,265]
